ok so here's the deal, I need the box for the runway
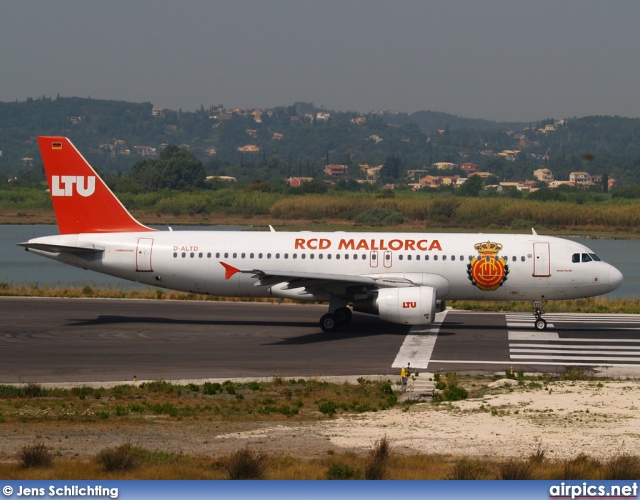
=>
[2,297,640,383]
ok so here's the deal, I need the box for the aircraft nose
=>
[608,266,623,291]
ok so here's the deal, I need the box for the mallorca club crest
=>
[467,241,509,292]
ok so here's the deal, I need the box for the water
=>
[1,225,638,298]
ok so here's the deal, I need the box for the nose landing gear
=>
[533,300,547,331]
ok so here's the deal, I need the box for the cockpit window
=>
[581,253,592,262]
[589,253,601,261]
[572,253,580,263]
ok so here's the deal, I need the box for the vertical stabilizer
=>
[38,136,155,234]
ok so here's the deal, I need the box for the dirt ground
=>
[1,376,639,462]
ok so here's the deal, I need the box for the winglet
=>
[220,262,241,280]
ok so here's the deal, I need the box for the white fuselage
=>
[25,230,622,301]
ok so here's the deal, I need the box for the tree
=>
[380,155,404,182]
[128,146,206,191]
[457,174,484,197]
[484,174,500,186]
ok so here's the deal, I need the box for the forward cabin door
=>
[136,238,154,272]
[533,242,550,277]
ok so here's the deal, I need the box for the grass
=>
[1,375,639,479]
[0,378,402,424]
[5,445,640,479]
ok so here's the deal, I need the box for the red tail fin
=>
[38,136,155,234]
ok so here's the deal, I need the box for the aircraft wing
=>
[220,262,415,290]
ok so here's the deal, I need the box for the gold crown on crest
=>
[474,241,502,255]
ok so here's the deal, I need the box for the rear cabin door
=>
[533,242,550,277]
[370,251,379,268]
[136,238,154,272]
[383,250,393,268]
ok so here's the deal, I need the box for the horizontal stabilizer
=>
[19,242,105,254]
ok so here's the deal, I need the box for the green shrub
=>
[203,382,221,395]
[353,208,404,226]
[326,462,360,480]
[443,385,468,401]
[318,401,337,415]
[22,383,45,397]
[0,384,22,397]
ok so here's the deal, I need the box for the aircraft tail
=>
[38,136,155,234]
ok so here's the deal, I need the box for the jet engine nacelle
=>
[354,286,437,325]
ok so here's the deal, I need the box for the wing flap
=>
[220,262,415,289]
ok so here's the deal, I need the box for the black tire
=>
[320,313,339,332]
[334,307,352,325]
[535,318,547,331]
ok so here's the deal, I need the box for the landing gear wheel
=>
[334,307,352,325]
[320,313,339,332]
[535,318,547,331]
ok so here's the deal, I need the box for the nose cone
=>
[608,266,623,291]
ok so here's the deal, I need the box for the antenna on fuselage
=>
[269,225,276,232]
[532,228,537,235]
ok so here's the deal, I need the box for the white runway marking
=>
[391,310,448,370]
[509,331,559,341]
[506,312,640,368]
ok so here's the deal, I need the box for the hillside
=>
[1,96,640,186]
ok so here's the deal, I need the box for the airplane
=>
[20,136,623,332]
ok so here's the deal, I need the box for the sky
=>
[1,1,639,122]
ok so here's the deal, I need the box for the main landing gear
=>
[320,307,352,332]
[533,300,547,331]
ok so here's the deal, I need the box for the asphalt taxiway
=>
[2,297,640,383]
